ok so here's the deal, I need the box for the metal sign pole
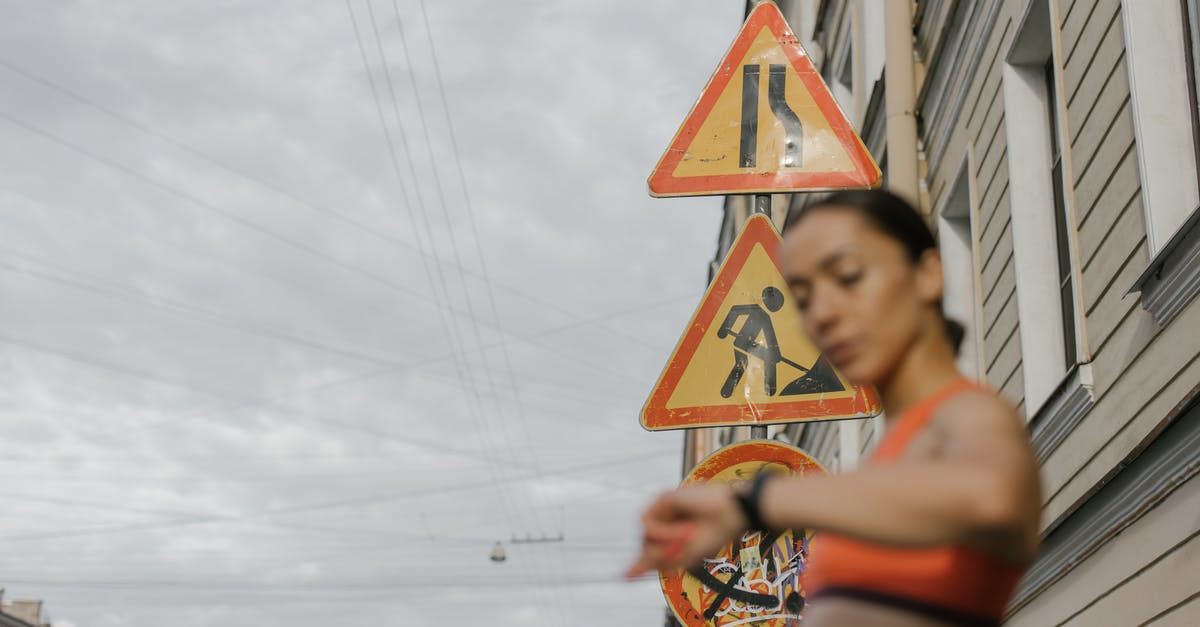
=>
[749,193,771,441]
[752,193,771,217]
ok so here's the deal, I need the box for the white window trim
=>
[1001,0,1086,417]
[838,420,860,472]
[825,5,856,122]
[848,0,867,126]
[1121,0,1200,254]
[832,9,854,90]
[936,151,985,380]
[1126,206,1200,326]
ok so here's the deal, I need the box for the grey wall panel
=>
[1076,123,1139,225]
[1063,3,1122,106]
[1087,246,1148,356]
[976,116,1007,185]
[1061,0,1118,70]
[986,326,1022,389]
[979,165,1010,230]
[1079,177,1139,269]
[969,69,1007,144]
[981,219,1016,289]
[1074,103,1136,204]
[985,284,1020,346]
[1000,362,1026,407]
[983,261,1016,324]
[980,208,1011,264]
[1067,53,1129,153]
[1069,63,1130,176]
[1081,196,1143,311]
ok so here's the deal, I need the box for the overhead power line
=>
[0,55,664,349]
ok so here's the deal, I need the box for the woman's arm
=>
[627,393,1040,578]
[762,393,1039,552]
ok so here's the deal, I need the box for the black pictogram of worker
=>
[716,286,845,398]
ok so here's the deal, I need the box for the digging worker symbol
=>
[716,286,844,399]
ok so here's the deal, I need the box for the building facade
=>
[0,589,52,627]
[684,0,1200,623]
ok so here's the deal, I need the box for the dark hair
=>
[783,189,965,354]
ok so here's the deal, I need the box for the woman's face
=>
[779,208,941,386]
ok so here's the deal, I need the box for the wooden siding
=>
[726,1,1200,619]
[924,0,1200,617]
[1007,471,1200,626]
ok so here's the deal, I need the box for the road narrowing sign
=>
[648,2,881,197]
[659,440,825,626]
[641,214,880,430]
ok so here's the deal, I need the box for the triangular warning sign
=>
[641,214,880,431]
[648,2,881,197]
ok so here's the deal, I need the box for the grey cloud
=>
[0,0,743,624]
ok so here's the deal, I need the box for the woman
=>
[627,190,1041,626]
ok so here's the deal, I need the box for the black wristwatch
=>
[733,471,775,531]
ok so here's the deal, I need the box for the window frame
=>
[1120,0,1200,254]
[936,152,986,380]
[1044,58,1078,367]
[1000,0,1087,417]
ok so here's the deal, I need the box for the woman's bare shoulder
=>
[933,387,1028,440]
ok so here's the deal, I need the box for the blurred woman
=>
[627,190,1041,627]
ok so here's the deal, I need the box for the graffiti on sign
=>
[660,441,825,627]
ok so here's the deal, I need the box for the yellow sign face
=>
[670,27,856,180]
[647,2,881,197]
[666,235,854,410]
[641,215,880,430]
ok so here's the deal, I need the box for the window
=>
[1188,0,1200,125]
[820,3,855,120]
[1121,0,1200,253]
[1045,59,1078,366]
[836,37,853,91]
[1001,0,1082,415]
[938,158,983,379]
[1123,0,1200,325]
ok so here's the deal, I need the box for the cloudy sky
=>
[0,1,748,625]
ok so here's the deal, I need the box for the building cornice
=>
[1127,205,1200,326]
[1029,363,1095,463]
[924,0,1003,180]
[1009,391,1200,614]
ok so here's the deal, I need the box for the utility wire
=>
[389,0,540,486]
[0,55,661,350]
[0,445,675,483]
[411,19,572,604]
[361,3,566,621]
[0,332,505,468]
[0,109,647,388]
[0,110,429,302]
[398,4,574,615]
[345,5,527,585]
[1,247,650,413]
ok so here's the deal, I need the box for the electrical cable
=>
[0,55,660,351]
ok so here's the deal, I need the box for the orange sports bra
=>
[802,379,1025,626]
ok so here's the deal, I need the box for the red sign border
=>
[640,214,880,431]
[647,2,882,197]
[683,439,827,485]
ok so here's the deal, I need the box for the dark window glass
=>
[1045,60,1077,365]
[1183,0,1200,172]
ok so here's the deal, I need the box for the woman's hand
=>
[625,483,749,579]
